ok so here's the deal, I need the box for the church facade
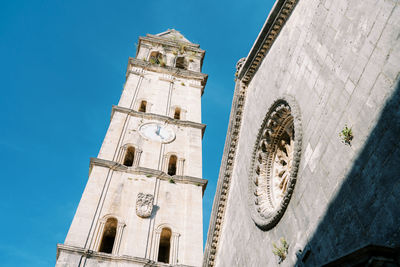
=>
[204,0,400,266]
[56,30,208,267]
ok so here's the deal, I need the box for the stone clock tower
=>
[56,29,208,267]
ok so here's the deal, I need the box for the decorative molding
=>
[248,96,302,230]
[238,0,298,84]
[89,157,207,192]
[136,193,154,218]
[127,57,208,89]
[203,81,247,267]
[203,0,299,265]
[56,244,195,267]
[234,57,246,78]
[111,105,206,137]
[140,35,203,50]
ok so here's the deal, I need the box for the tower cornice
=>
[57,244,197,267]
[139,35,204,52]
[127,57,208,87]
[89,157,208,193]
[111,105,206,137]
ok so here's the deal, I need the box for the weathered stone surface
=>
[204,0,400,266]
[56,30,207,267]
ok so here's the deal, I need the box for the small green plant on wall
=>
[169,178,175,184]
[339,124,353,145]
[149,57,157,64]
[272,237,289,264]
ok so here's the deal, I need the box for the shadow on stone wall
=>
[296,79,400,266]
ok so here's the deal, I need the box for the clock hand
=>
[155,125,161,136]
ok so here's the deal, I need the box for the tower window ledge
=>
[89,158,207,191]
[57,244,155,264]
[111,105,206,133]
[128,57,207,82]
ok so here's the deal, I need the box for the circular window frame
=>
[248,96,302,230]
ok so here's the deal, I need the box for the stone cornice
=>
[238,0,298,84]
[57,244,195,267]
[127,57,208,88]
[203,81,247,267]
[140,35,203,52]
[89,157,208,193]
[111,105,206,137]
[203,1,299,265]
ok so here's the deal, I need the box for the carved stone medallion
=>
[136,193,154,218]
[249,96,302,230]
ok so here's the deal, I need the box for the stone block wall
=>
[212,0,400,265]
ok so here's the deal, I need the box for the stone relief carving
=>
[236,57,246,71]
[249,96,302,230]
[136,193,154,218]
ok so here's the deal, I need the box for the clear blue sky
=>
[0,0,274,265]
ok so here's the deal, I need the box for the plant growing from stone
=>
[339,124,353,145]
[149,57,157,64]
[272,237,289,263]
[169,178,175,184]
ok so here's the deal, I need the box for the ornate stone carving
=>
[205,0,300,263]
[236,57,246,71]
[249,96,302,230]
[136,193,154,218]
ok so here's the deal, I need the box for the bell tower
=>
[56,29,208,267]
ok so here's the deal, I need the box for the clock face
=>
[139,122,176,143]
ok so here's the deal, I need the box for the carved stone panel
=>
[136,193,154,218]
[248,96,302,230]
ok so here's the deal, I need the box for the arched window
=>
[174,107,181,120]
[167,155,177,176]
[123,147,135,167]
[139,100,147,112]
[149,51,164,66]
[175,56,187,69]
[157,228,172,263]
[99,217,118,254]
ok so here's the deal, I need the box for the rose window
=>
[249,97,302,230]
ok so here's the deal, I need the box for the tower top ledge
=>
[138,29,204,53]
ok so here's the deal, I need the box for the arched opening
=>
[175,56,187,69]
[99,217,118,254]
[123,147,135,167]
[174,107,181,120]
[167,155,177,176]
[139,100,147,112]
[157,228,172,263]
[149,51,164,66]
